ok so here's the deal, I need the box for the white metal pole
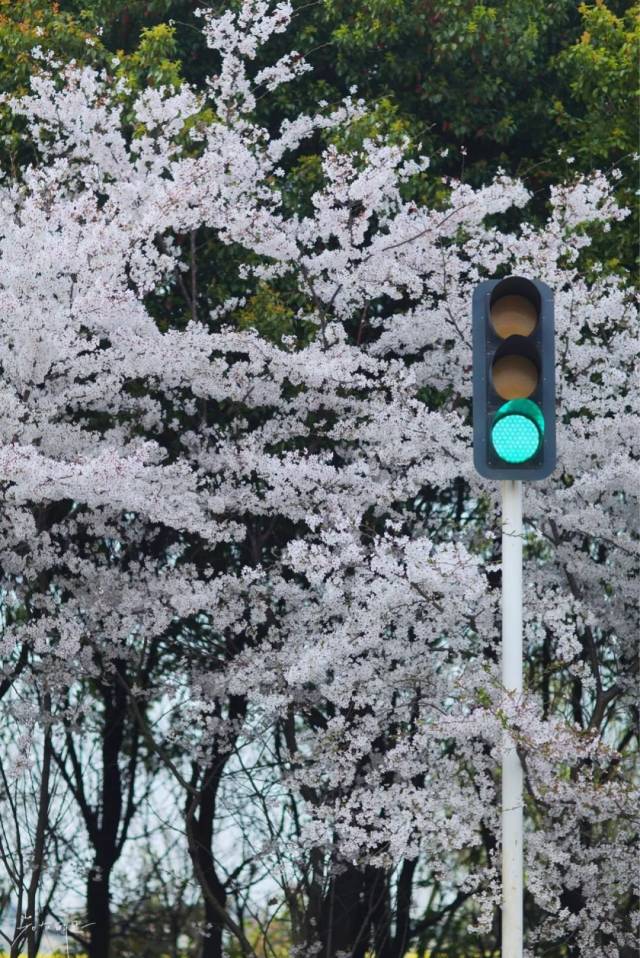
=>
[501,479,523,958]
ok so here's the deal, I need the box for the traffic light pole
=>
[501,479,523,958]
[471,275,554,953]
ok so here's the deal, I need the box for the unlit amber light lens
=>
[490,295,538,338]
[492,355,538,400]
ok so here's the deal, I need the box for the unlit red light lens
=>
[490,295,538,339]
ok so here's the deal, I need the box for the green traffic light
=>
[491,399,544,464]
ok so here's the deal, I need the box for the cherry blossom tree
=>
[0,2,636,956]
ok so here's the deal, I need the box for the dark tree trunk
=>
[392,860,417,958]
[26,701,53,958]
[54,659,143,958]
[87,865,113,958]
[188,789,227,958]
[200,870,227,958]
[321,862,368,958]
[186,697,246,958]
[367,866,394,958]
[85,670,128,958]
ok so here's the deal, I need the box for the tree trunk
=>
[87,863,113,958]
[392,860,416,958]
[321,862,369,958]
[200,872,227,958]
[367,866,394,958]
[26,701,53,958]
[54,661,142,958]
[187,799,227,958]
[184,696,247,958]
[84,671,128,958]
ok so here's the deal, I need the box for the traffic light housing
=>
[472,276,555,480]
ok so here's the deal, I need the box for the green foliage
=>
[332,95,416,151]
[236,282,317,346]
[0,0,106,172]
[552,2,639,274]
[0,0,103,94]
[0,954,87,958]
[552,0,640,280]
[324,0,576,164]
[554,1,639,161]
[114,21,182,92]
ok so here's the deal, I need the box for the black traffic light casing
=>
[472,276,556,480]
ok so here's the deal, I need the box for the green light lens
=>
[491,414,541,463]
[491,399,544,465]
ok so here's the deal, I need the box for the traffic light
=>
[472,276,555,480]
